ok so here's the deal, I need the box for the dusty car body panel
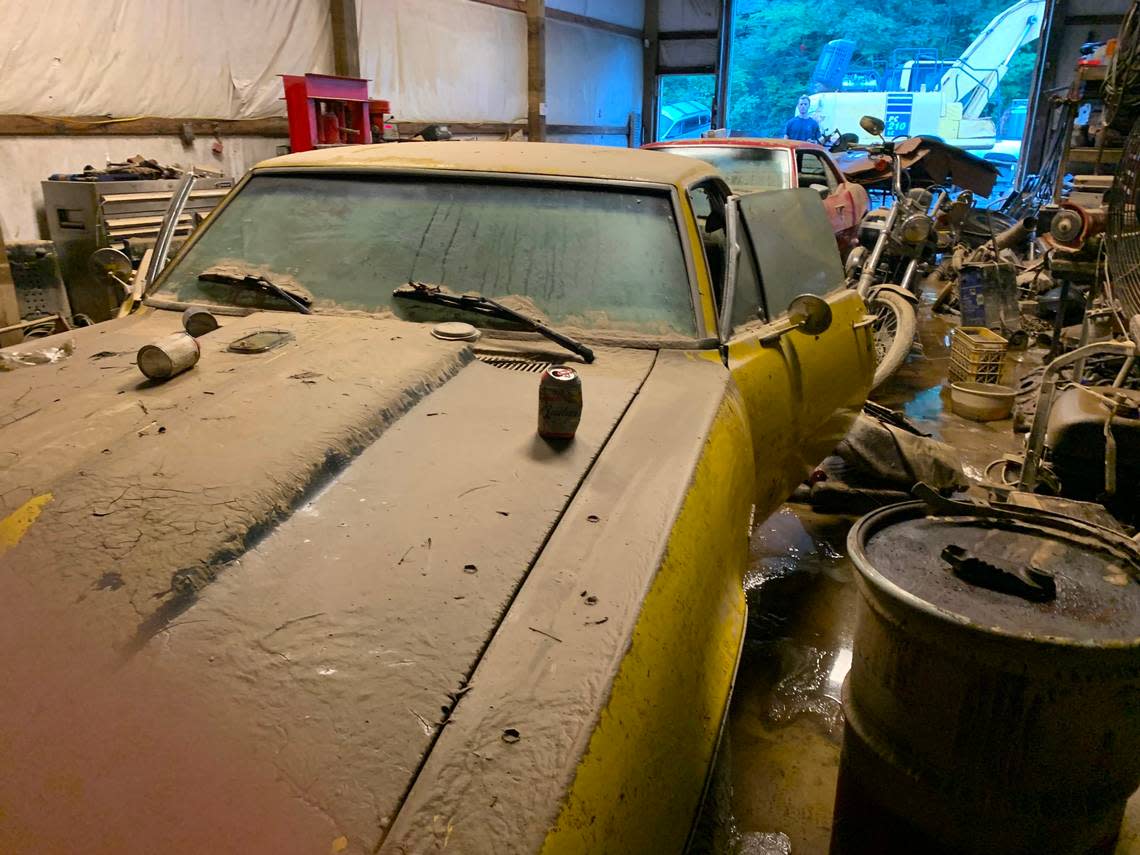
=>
[0,311,470,644]
[135,340,656,842]
[0,142,872,854]
[382,352,754,853]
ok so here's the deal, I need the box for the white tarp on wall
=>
[548,0,644,29]
[0,0,333,239]
[658,0,720,32]
[357,0,641,128]
[358,0,527,123]
[0,0,644,240]
[0,0,333,118]
[547,19,640,128]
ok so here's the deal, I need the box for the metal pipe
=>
[899,257,920,293]
[856,204,900,296]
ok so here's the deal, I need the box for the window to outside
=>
[658,74,715,142]
[663,146,793,195]
[152,174,698,338]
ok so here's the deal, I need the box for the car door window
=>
[797,152,837,194]
[690,180,769,335]
[737,188,845,311]
[728,223,766,332]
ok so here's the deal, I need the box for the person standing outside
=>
[784,95,821,142]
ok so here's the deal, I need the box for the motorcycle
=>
[839,116,938,388]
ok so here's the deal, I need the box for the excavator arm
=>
[940,0,1046,119]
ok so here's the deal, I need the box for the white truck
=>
[808,0,1044,150]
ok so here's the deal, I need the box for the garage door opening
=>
[657,74,715,142]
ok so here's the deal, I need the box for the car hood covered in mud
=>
[0,308,656,853]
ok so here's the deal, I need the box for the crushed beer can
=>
[538,365,582,439]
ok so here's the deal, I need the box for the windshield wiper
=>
[393,282,595,364]
[198,270,312,314]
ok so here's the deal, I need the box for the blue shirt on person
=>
[784,116,821,142]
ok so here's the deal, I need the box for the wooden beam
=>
[547,9,641,39]
[468,0,641,39]
[658,30,719,40]
[329,0,361,78]
[527,0,547,143]
[642,0,659,144]
[471,0,523,10]
[0,115,289,137]
[656,65,716,75]
[396,121,629,138]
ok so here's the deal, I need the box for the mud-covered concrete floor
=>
[694,310,1140,854]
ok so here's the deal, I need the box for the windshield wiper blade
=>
[197,271,312,314]
[393,282,595,364]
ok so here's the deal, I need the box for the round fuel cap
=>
[431,321,480,342]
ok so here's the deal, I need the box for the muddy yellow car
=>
[0,143,872,854]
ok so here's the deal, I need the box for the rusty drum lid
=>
[849,500,1140,645]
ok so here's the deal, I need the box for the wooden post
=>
[330,0,361,78]
[527,0,546,142]
[641,0,659,144]
[0,222,22,347]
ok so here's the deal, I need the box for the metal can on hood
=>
[538,366,582,439]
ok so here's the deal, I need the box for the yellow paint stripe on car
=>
[0,493,53,555]
[541,389,754,854]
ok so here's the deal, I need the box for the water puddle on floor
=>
[689,307,1140,854]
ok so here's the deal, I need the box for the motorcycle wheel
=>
[868,290,917,390]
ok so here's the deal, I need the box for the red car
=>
[644,138,869,259]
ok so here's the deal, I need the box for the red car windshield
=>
[661,146,793,194]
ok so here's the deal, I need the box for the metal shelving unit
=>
[1053,64,1125,203]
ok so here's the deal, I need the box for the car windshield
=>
[152,173,697,338]
[663,146,792,194]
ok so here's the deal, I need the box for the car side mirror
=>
[810,183,829,199]
[90,247,133,299]
[859,115,886,137]
[758,294,833,346]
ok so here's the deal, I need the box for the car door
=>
[798,150,847,237]
[718,187,875,514]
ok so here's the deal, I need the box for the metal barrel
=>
[832,501,1140,855]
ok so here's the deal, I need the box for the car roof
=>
[255,141,719,187]
[659,101,712,123]
[646,137,828,154]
